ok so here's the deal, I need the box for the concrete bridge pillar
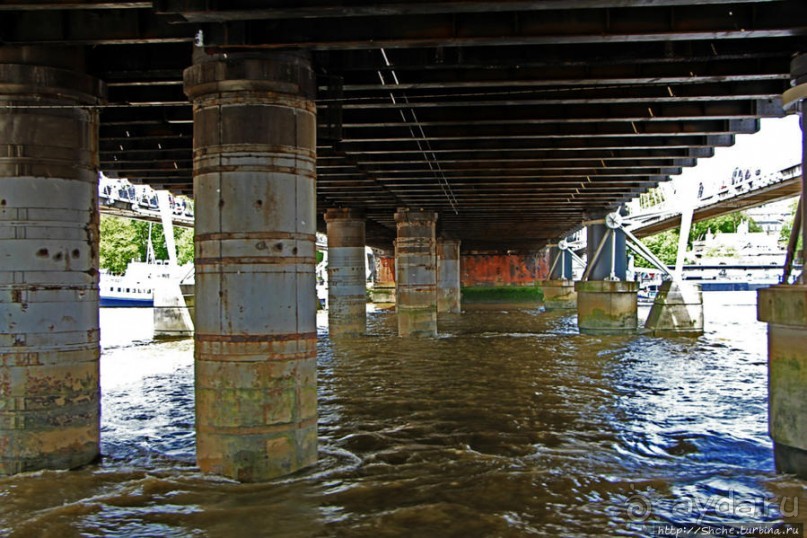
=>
[757,52,807,479]
[758,286,807,478]
[0,47,105,475]
[153,278,194,338]
[395,209,438,337]
[184,50,318,482]
[325,208,366,337]
[437,239,461,313]
[542,245,577,310]
[576,222,638,335]
[370,253,396,304]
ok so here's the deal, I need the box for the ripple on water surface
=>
[0,293,805,537]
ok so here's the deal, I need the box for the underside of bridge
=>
[3,0,807,483]
[3,0,805,251]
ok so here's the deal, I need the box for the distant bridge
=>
[99,176,194,229]
[100,200,194,229]
[628,164,802,238]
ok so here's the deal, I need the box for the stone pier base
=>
[153,279,194,338]
[437,239,461,313]
[758,285,807,479]
[575,280,638,335]
[542,279,577,310]
[395,210,438,337]
[644,281,703,336]
[370,255,396,305]
[370,284,396,305]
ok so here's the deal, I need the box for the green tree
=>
[635,211,764,267]
[689,212,761,244]
[175,226,195,265]
[634,229,680,268]
[100,216,195,273]
[779,199,803,251]
[99,216,142,274]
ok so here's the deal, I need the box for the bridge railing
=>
[625,163,802,231]
[99,174,195,223]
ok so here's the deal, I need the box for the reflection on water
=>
[1,293,805,537]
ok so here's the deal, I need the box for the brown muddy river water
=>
[1,292,805,537]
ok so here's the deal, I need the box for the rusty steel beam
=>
[200,2,807,50]
[326,135,736,152]
[0,1,151,9]
[335,100,778,125]
[322,39,798,71]
[158,0,785,22]
[0,9,192,45]
[337,118,760,141]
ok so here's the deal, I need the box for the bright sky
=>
[674,115,802,190]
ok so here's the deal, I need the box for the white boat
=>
[100,217,193,308]
[100,260,193,308]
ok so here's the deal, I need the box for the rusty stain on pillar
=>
[0,47,105,475]
[325,208,366,337]
[184,50,318,482]
[370,253,396,304]
[437,239,461,314]
[395,209,438,337]
[758,285,807,478]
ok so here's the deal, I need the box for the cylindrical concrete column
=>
[542,280,578,310]
[758,285,807,478]
[575,280,639,335]
[755,53,807,479]
[586,223,627,281]
[544,244,577,310]
[0,47,105,475]
[437,239,461,314]
[184,50,318,482]
[370,252,396,304]
[577,221,636,334]
[325,208,366,337]
[395,209,438,337]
